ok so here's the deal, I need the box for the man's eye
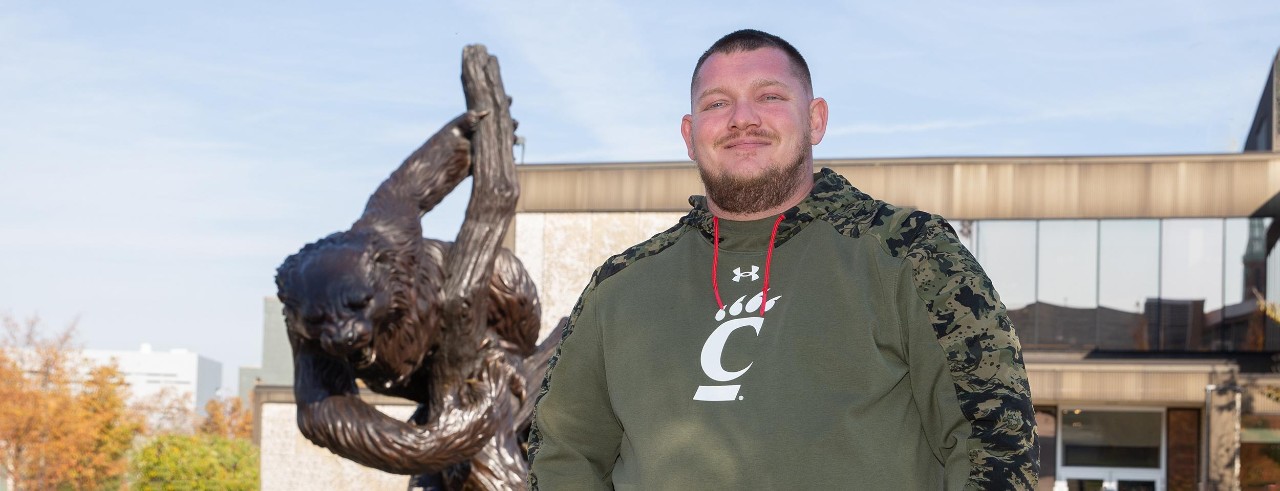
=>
[706,101,727,110]
[762,94,783,101]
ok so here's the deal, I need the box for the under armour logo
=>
[732,266,760,282]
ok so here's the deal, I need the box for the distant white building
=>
[84,344,222,416]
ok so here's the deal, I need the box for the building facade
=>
[83,344,223,418]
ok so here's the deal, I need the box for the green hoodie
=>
[528,169,1038,490]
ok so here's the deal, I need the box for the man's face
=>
[682,47,827,215]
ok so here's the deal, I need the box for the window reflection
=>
[1159,220,1224,350]
[1039,220,1099,309]
[1161,219,1224,310]
[978,220,1038,342]
[1035,220,1099,348]
[1269,229,1280,307]
[1098,220,1160,350]
[1210,218,1271,351]
[1225,218,1268,305]
[975,217,1273,353]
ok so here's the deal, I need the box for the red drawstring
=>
[711,214,784,316]
[761,214,783,315]
[712,216,725,309]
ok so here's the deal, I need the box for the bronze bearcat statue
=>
[275,46,556,490]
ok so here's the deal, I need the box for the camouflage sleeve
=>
[527,221,686,489]
[898,210,1039,490]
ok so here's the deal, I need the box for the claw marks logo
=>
[731,266,759,282]
[693,290,780,402]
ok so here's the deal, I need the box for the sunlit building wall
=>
[83,344,223,417]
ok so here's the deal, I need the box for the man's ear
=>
[681,114,696,161]
[809,97,828,145]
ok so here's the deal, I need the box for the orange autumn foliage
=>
[199,396,253,440]
[0,315,143,491]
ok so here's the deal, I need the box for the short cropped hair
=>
[691,29,813,95]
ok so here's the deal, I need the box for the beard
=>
[696,128,811,216]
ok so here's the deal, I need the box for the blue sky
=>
[2,1,1278,392]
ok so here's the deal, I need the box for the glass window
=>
[1037,220,1099,349]
[1267,225,1280,351]
[1225,218,1270,305]
[1161,219,1225,310]
[1039,220,1099,309]
[1270,234,1280,307]
[1060,409,1162,468]
[978,221,1038,342]
[1217,218,1272,351]
[1098,220,1160,350]
[1161,219,1224,350]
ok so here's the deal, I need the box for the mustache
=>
[713,128,779,147]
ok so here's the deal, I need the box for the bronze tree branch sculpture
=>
[275,45,556,490]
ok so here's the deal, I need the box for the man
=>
[527,29,1038,490]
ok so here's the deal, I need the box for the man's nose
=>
[729,101,760,130]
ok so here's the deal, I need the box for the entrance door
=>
[1054,407,1165,491]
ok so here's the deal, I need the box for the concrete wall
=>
[513,211,684,340]
[258,402,418,491]
[255,385,420,491]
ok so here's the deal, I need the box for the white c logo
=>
[693,317,763,401]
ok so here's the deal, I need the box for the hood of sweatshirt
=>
[680,167,882,252]
[679,167,887,313]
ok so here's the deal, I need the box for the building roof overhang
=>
[516,153,1280,220]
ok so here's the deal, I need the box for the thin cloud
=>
[460,0,687,162]
[827,118,1019,136]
